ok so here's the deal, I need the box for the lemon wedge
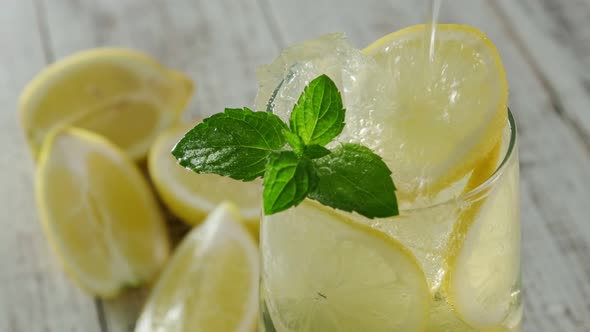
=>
[36,128,170,297]
[20,48,193,162]
[135,202,259,332]
[261,201,430,332]
[148,123,261,232]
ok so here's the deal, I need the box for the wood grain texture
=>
[494,0,590,150]
[2,0,590,331]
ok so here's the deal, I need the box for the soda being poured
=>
[255,2,521,331]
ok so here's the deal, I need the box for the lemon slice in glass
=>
[36,128,170,297]
[261,201,430,332]
[445,151,520,328]
[363,24,508,199]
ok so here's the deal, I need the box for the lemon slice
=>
[148,123,261,232]
[135,203,259,332]
[363,24,508,199]
[446,149,520,327]
[20,48,193,161]
[36,128,170,297]
[261,201,430,332]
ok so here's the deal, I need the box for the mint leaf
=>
[263,151,316,215]
[309,143,398,218]
[303,144,330,159]
[172,107,288,181]
[290,74,345,146]
[282,129,304,155]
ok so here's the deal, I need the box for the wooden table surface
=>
[2,0,590,331]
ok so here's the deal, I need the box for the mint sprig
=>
[172,75,398,218]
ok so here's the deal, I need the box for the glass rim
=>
[401,108,517,213]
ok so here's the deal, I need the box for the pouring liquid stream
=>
[426,0,442,64]
[423,0,442,89]
[415,0,443,195]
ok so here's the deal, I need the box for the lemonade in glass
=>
[256,25,521,332]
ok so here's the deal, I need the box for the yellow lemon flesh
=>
[20,48,193,162]
[36,128,170,297]
[135,203,258,332]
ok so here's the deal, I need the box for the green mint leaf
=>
[303,144,330,159]
[263,151,316,215]
[172,107,288,181]
[309,143,398,218]
[282,129,304,155]
[290,74,345,146]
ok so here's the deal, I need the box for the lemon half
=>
[20,48,193,161]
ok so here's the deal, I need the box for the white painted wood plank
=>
[153,0,280,116]
[0,0,102,331]
[40,0,278,330]
[494,0,590,146]
[260,1,590,331]
[258,0,419,48]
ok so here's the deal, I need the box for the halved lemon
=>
[261,201,430,332]
[36,128,170,297]
[20,48,193,162]
[363,24,508,199]
[135,202,259,332]
[148,123,261,233]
